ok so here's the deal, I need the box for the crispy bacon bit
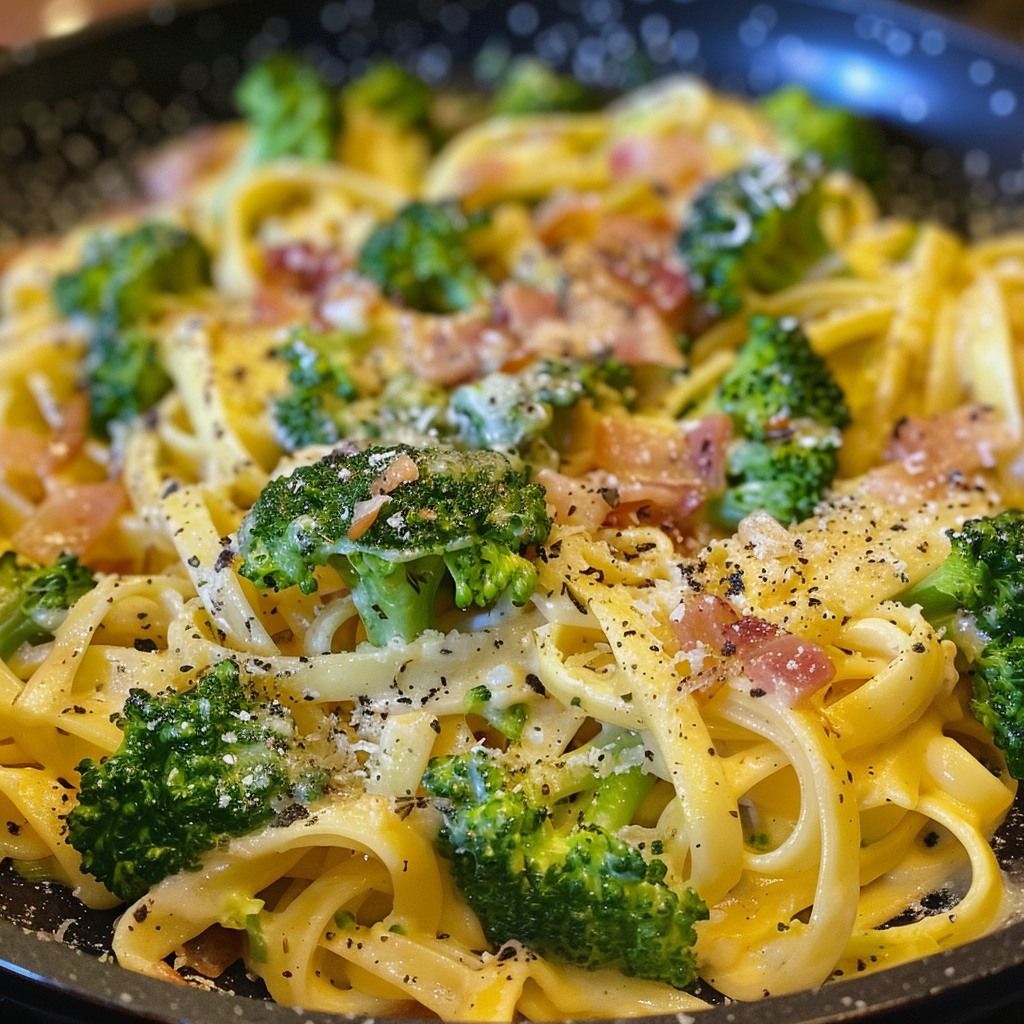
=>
[348,494,391,541]
[596,414,731,489]
[868,405,1012,502]
[348,453,420,541]
[263,242,348,294]
[400,313,514,386]
[609,305,687,369]
[670,593,834,705]
[251,283,311,327]
[537,468,613,531]
[375,453,419,496]
[743,634,836,702]
[608,132,706,188]
[12,481,125,563]
[886,405,1009,473]
[47,394,89,471]
[0,429,52,481]
[669,593,737,652]
[495,282,561,335]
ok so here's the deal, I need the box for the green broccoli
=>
[235,53,339,164]
[489,57,602,116]
[760,85,887,185]
[54,223,211,328]
[712,432,840,528]
[67,660,324,903]
[702,315,849,526]
[897,511,1024,778]
[53,222,210,436]
[356,202,492,314]
[86,327,173,437]
[677,157,829,316]
[450,358,630,454]
[337,372,453,448]
[464,684,528,741]
[341,61,433,133]
[422,742,708,988]
[0,552,96,661]
[237,445,551,645]
[711,315,849,440]
[272,327,361,450]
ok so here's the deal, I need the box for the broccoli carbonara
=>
[1,55,1023,1021]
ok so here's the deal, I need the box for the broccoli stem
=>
[332,553,447,645]
[582,767,655,832]
[897,565,969,630]
[0,614,51,661]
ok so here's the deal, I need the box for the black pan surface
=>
[2,1,1024,1020]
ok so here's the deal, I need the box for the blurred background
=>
[1,0,1023,49]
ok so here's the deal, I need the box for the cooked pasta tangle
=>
[1,68,1023,1020]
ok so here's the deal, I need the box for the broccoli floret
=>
[235,53,339,164]
[712,431,840,528]
[54,223,211,328]
[972,639,1024,779]
[677,157,829,316]
[422,743,707,988]
[341,61,432,133]
[760,85,886,185]
[701,316,848,526]
[450,359,631,453]
[356,202,492,314]
[53,223,209,436]
[272,327,361,450]
[490,57,601,116]
[238,445,551,645]
[67,660,324,903]
[710,316,849,440]
[464,684,528,741]
[0,552,96,661]
[86,327,172,437]
[338,372,453,448]
[898,512,1024,778]
[900,513,1024,641]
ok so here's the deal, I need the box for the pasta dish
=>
[1,54,1023,1020]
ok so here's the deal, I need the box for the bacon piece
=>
[348,452,421,542]
[608,132,706,188]
[669,593,834,705]
[400,313,514,387]
[589,414,731,527]
[867,405,1012,502]
[669,593,738,653]
[251,283,312,327]
[495,282,561,335]
[537,468,614,531]
[374,453,419,495]
[348,494,391,541]
[743,634,836,702]
[595,414,730,490]
[46,394,89,472]
[12,481,125,563]
[0,429,53,481]
[264,242,349,295]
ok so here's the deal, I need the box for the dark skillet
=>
[2,1,1024,1021]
